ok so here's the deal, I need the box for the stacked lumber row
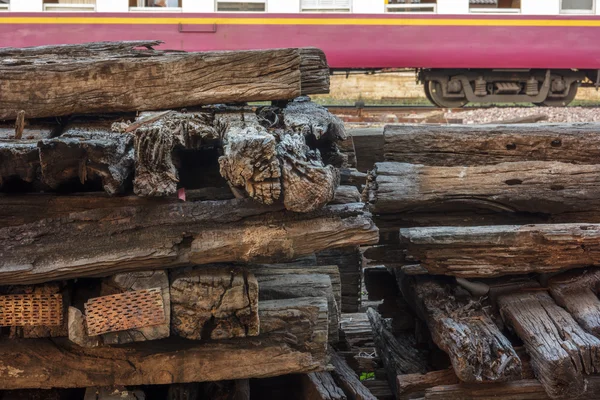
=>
[0,41,380,398]
[363,123,600,400]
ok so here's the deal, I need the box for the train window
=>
[129,0,182,10]
[216,0,266,12]
[301,0,351,12]
[386,0,437,13]
[0,0,8,11]
[561,0,595,13]
[43,0,96,11]
[469,0,520,13]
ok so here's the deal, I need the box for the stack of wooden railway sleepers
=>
[0,41,381,399]
[362,123,600,399]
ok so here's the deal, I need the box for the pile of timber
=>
[0,41,380,399]
[361,123,600,400]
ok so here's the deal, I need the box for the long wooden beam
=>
[0,41,329,120]
[383,123,600,166]
[0,297,329,390]
[366,161,600,215]
[0,200,378,285]
[400,224,600,278]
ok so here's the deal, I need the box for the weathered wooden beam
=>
[317,247,364,313]
[0,42,329,120]
[498,291,600,399]
[0,141,40,189]
[397,369,459,400]
[254,272,339,343]
[402,276,521,383]
[0,297,329,390]
[424,380,552,400]
[366,161,600,215]
[331,186,361,205]
[548,268,600,338]
[0,187,234,229]
[383,123,600,166]
[366,308,427,395]
[38,130,134,195]
[329,352,377,400]
[169,267,259,341]
[0,200,378,285]
[400,224,600,278]
[301,372,347,400]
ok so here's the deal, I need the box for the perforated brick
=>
[84,288,166,336]
[0,293,63,327]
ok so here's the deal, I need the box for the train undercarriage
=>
[419,69,599,108]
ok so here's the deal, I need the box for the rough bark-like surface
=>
[283,97,346,143]
[330,352,377,400]
[98,270,170,345]
[219,105,340,212]
[248,264,342,317]
[400,224,600,278]
[38,130,134,195]
[366,308,428,395]
[383,123,600,166]
[331,186,361,205]
[0,188,234,229]
[340,168,367,189]
[397,369,459,400]
[302,372,347,400]
[424,380,552,400]
[219,124,282,206]
[498,291,600,399]
[255,273,339,343]
[0,141,40,188]
[169,267,259,341]
[0,297,329,390]
[548,269,600,338]
[0,200,378,285]
[130,111,219,196]
[277,132,340,212]
[366,161,600,215]
[404,276,521,383]
[0,41,330,120]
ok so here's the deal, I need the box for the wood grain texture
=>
[424,380,551,400]
[0,297,329,390]
[255,272,339,343]
[329,352,377,400]
[301,372,347,400]
[396,369,459,400]
[169,267,259,341]
[404,277,521,383]
[400,224,600,278]
[0,200,378,285]
[498,291,600,399]
[365,161,600,215]
[0,42,329,120]
[548,268,600,338]
[366,308,427,395]
[383,123,600,166]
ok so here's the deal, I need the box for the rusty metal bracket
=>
[0,293,63,327]
[84,288,166,336]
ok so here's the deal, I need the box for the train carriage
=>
[1,0,600,106]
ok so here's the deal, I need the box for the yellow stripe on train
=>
[1,17,600,27]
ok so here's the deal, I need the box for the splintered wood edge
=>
[0,293,63,327]
[84,288,166,336]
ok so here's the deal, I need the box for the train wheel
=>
[423,81,435,105]
[534,83,579,107]
[427,81,468,108]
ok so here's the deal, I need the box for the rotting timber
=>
[0,41,381,399]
